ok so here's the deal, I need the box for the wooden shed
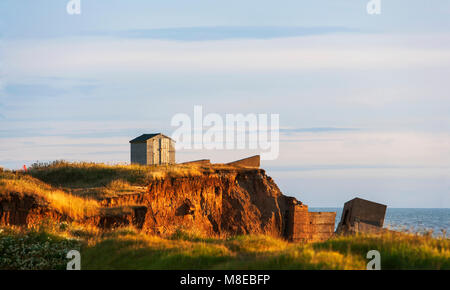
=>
[129,133,175,165]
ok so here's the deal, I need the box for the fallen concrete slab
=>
[336,197,387,235]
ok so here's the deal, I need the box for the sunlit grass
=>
[313,232,450,270]
[80,227,449,270]
[1,224,448,270]
[28,160,210,188]
[82,227,233,270]
[0,171,100,219]
[81,229,366,270]
[226,234,290,253]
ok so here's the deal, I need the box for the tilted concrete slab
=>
[336,197,387,235]
[180,159,211,166]
[227,155,260,168]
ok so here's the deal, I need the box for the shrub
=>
[0,227,80,270]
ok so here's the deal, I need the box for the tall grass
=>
[80,228,449,270]
[0,223,448,270]
[81,229,365,270]
[28,160,206,188]
[0,160,220,220]
[0,171,100,219]
[313,232,450,270]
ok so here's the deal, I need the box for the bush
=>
[0,227,81,270]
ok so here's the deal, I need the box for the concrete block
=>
[336,197,387,235]
[285,203,336,243]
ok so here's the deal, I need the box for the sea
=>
[310,208,450,237]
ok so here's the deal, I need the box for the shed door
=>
[161,138,169,164]
[153,139,159,165]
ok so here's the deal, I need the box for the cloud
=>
[3,84,67,98]
[0,120,167,138]
[110,26,356,41]
[3,82,98,98]
[272,130,450,169]
[280,127,358,134]
[3,33,450,80]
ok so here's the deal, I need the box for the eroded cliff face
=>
[0,192,146,229]
[1,169,297,238]
[0,192,72,226]
[101,169,294,237]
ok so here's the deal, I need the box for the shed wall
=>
[131,143,147,165]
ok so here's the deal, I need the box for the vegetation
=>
[0,170,100,219]
[0,161,448,270]
[28,160,211,188]
[0,223,448,270]
[314,232,450,270]
[0,161,214,219]
[0,225,80,270]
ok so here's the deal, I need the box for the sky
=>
[0,0,449,207]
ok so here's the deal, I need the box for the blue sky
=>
[1,1,450,207]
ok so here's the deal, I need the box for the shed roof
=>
[129,133,174,143]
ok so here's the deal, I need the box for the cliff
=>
[101,169,293,237]
[0,164,296,238]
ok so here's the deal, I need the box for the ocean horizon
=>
[310,208,450,237]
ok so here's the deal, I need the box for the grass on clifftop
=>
[27,160,254,188]
[28,160,207,188]
[17,160,251,199]
[1,223,448,270]
[0,171,100,219]
[0,160,256,219]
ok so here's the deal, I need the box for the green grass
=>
[313,232,450,270]
[81,229,362,270]
[82,230,450,270]
[1,224,448,270]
